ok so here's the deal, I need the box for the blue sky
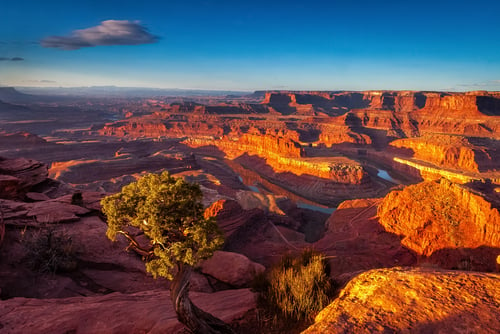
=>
[1,0,500,91]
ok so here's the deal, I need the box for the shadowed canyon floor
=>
[0,88,499,332]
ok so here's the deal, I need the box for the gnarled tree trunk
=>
[170,263,234,334]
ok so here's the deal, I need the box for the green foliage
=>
[259,249,334,322]
[23,227,77,274]
[101,171,224,280]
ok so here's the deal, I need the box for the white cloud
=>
[41,20,159,50]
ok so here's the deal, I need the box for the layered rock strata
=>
[391,135,497,172]
[0,288,256,334]
[0,157,48,198]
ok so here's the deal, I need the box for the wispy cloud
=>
[457,83,488,87]
[40,20,159,50]
[0,57,24,61]
[456,80,500,89]
[23,79,57,84]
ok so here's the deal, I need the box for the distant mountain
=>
[0,87,42,104]
[16,86,250,98]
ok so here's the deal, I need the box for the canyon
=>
[0,87,499,333]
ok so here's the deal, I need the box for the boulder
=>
[200,250,265,287]
[25,192,51,202]
[26,200,89,224]
[189,271,214,293]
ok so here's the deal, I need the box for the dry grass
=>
[255,249,335,329]
[23,227,77,274]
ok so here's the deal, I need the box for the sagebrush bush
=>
[23,228,77,274]
[260,249,335,322]
[71,192,83,206]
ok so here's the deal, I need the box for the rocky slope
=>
[313,198,416,277]
[303,267,500,334]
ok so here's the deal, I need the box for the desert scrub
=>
[23,227,77,274]
[258,249,335,322]
[71,191,83,206]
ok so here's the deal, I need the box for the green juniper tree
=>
[101,171,231,334]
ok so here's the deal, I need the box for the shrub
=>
[23,227,77,274]
[71,192,83,206]
[260,249,335,322]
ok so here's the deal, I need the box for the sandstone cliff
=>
[188,133,368,184]
[391,134,497,172]
[260,90,500,114]
[97,90,500,147]
[99,116,225,139]
[378,179,500,270]
[219,131,305,159]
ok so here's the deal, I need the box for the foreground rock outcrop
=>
[0,157,48,199]
[303,267,500,334]
[0,288,257,334]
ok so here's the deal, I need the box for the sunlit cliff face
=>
[378,179,500,270]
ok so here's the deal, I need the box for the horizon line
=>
[4,85,500,94]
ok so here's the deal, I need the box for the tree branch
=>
[0,203,4,247]
[117,230,154,260]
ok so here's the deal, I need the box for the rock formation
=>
[0,157,48,198]
[200,250,265,288]
[378,179,500,271]
[0,288,257,334]
[313,198,417,277]
[303,267,500,334]
[391,134,498,172]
